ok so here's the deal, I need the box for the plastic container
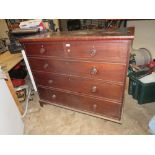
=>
[128,73,155,104]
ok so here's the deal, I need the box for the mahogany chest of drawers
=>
[20,28,134,122]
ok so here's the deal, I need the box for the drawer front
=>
[64,41,95,59]
[65,41,129,63]
[24,41,129,63]
[33,71,124,101]
[23,42,64,57]
[28,58,126,82]
[93,41,129,63]
[38,86,122,120]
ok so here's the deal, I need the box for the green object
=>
[128,73,155,104]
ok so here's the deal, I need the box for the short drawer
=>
[33,71,124,101]
[93,41,129,63]
[38,86,122,120]
[23,42,64,57]
[64,41,94,59]
[64,40,129,63]
[28,57,126,82]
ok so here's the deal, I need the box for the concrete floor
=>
[23,88,155,134]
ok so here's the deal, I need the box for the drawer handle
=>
[90,67,97,75]
[91,86,97,93]
[40,46,46,54]
[67,49,71,53]
[90,49,96,56]
[43,63,49,69]
[48,80,53,84]
[52,94,56,99]
[93,104,97,110]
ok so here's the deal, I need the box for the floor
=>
[23,87,155,134]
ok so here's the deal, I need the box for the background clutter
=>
[128,47,155,104]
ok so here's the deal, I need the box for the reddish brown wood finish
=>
[93,41,129,63]
[32,71,124,101]
[38,86,122,120]
[28,57,126,82]
[64,41,129,63]
[19,27,135,43]
[20,28,134,122]
[24,41,129,63]
[23,42,64,57]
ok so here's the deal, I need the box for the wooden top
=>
[19,27,135,43]
[0,51,23,72]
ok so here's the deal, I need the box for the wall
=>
[127,20,155,58]
[0,19,8,38]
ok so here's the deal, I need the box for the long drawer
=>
[28,57,126,82]
[33,71,124,101]
[38,86,122,120]
[23,40,128,63]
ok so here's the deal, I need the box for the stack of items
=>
[128,49,155,104]
[8,20,46,53]
[9,63,28,102]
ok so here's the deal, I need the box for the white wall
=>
[128,20,155,58]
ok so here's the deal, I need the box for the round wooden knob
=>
[48,80,53,84]
[90,49,96,56]
[52,94,56,99]
[93,104,97,109]
[90,67,97,75]
[67,49,71,53]
[43,63,49,69]
[91,86,97,93]
[40,45,46,54]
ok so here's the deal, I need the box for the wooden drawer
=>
[64,41,95,59]
[23,42,64,57]
[93,41,129,63]
[28,57,126,82]
[65,41,129,63]
[23,41,93,58]
[33,71,124,101]
[38,86,122,120]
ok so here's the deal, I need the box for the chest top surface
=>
[19,27,134,43]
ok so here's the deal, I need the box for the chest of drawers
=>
[20,28,134,122]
